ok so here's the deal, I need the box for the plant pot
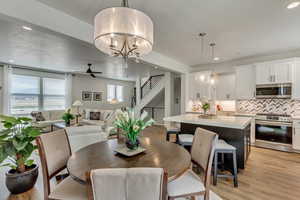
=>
[126,139,140,150]
[5,164,39,194]
[65,121,71,127]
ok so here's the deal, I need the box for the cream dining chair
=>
[36,129,88,200]
[86,168,168,200]
[167,128,218,200]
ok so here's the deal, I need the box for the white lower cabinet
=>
[293,120,300,150]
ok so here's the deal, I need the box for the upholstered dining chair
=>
[86,168,168,200]
[36,129,87,200]
[167,128,218,200]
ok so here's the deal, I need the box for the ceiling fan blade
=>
[90,73,96,78]
[92,72,102,74]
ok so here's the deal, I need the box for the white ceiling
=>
[36,0,300,66]
[0,15,165,81]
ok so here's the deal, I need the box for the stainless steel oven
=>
[256,83,292,99]
[255,114,293,145]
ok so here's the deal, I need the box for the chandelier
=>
[94,0,154,68]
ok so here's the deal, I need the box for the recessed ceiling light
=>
[287,1,300,9]
[8,59,14,63]
[214,57,220,61]
[22,26,32,31]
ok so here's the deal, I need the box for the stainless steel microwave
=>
[255,83,292,99]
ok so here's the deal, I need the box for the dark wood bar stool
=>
[165,125,180,143]
[213,139,238,187]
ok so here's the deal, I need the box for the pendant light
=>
[199,33,207,56]
[94,0,154,68]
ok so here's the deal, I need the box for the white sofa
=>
[82,109,115,126]
[31,110,65,130]
[81,109,117,135]
[65,126,108,153]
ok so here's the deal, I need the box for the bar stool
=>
[178,134,194,146]
[213,139,238,187]
[166,124,180,143]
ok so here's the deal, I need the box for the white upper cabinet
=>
[215,73,236,100]
[292,59,300,99]
[255,59,293,85]
[188,71,213,101]
[273,62,293,83]
[256,63,271,85]
[235,65,255,100]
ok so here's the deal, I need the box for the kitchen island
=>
[164,114,252,169]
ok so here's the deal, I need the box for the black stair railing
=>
[141,106,165,121]
[140,74,164,99]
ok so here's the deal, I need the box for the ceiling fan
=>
[85,63,102,78]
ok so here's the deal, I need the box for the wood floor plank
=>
[1,125,300,200]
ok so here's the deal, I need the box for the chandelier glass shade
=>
[94,5,153,64]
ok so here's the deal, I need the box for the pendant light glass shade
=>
[94,7,153,57]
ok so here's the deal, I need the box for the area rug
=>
[177,191,223,200]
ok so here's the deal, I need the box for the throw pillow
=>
[90,112,101,120]
[31,111,46,122]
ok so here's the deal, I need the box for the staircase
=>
[134,74,165,119]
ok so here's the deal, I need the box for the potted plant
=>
[0,115,41,194]
[202,102,210,115]
[114,109,154,150]
[62,109,75,126]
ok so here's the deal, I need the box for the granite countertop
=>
[234,113,256,117]
[164,114,252,129]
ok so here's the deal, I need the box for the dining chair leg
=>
[204,190,210,200]
[213,151,218,185]
[191,196,196,200]
[233,150,238,187]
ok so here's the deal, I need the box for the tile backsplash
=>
[237,99,300,115]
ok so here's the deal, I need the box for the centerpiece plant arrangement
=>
[114,109,155,150]
[0,115,41,194]
[202,101,210,115]
[62,108,75,126]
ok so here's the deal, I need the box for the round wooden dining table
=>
[67,137,191,184]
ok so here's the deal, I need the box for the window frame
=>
[107,84,124,103]
[10,74,66,115]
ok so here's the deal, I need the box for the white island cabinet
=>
[235,65,255,100]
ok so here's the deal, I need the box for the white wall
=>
[72,74,135,110]
[0,66,3,114]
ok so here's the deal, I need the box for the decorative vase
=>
[126,138,140,150]
[5,164,39,194]
[65,120,71,127]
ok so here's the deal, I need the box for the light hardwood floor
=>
[1,125,300,200]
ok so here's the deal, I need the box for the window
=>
[107,84,123,102]
[43,78,66,110]
[10,74,66,115]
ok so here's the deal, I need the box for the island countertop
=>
[164,114,252,129]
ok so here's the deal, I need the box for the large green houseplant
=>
[62,108,75,126]
[114,109,154,150]
[0,115,41,194]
